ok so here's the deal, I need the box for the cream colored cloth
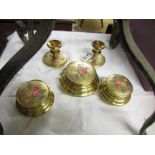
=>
[0,31,155,134]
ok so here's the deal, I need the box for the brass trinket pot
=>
[43,40,67,67]
[16,80,54,117]
[87,40,106,67]
[99,74,133,106]
[59,61,99,96]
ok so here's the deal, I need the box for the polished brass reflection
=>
[16,80,54,117]
[43,40,67,67]
[99,74,133,106]
[59,61,99,96]
[87,40,106,67]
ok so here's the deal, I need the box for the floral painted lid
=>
[66,61,97,85]
[16,80,50,108]
[105,74,133,97]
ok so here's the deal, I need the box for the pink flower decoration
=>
[78,68,87,75]
[115,80,122,88]
[33,87,41,96]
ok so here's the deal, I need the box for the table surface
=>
[0,31,155,135]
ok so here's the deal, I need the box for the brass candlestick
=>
[87,40,105,67]
[43,40,67,67]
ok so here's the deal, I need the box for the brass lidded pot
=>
[43,40,67,67]
[59,61,99,96]
[87,40,106,67]
[16,80,54,117]
[99,74,133,106]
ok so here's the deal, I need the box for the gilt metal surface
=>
[87,40,106,67]
[99,74,133,106]
[43,40,67,67]
[59,61,99,96]
[16,80,54,117]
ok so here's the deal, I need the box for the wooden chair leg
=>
[80,19,84,27]
[101,19,104,28]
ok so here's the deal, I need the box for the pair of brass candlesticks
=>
[43,40,106,68]
[42,39,133,105]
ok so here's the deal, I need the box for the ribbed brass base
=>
[59,61,99,97]
[59,69,99,96]
[16,80,54,117]
[16,91,54,117]
[43,52,67,67]
[99,74,133,106]
[87,54,105,67]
